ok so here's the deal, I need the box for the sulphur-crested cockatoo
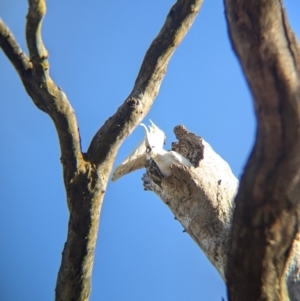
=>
[112,120,192,181]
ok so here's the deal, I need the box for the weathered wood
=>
[143,125,300,300]
[143,125,238,281]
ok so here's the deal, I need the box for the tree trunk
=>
[2,0,300,300]
[224,1,300,300]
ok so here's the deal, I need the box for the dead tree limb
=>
[113,122,300,300]
[0,0,203,300]
[141,125,239,281]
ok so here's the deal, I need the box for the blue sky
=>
[1,1,299,300]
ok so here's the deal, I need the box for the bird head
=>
[140,120,166,154]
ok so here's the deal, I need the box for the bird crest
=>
[112,120,191,181]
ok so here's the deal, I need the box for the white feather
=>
[112,120,192,181]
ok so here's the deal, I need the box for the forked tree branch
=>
[25,0,84,184]
[0,1,204,300]
[87,0,204,165]
[224,0,300,300]
[0,1,83,184]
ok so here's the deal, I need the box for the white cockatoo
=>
[112,120,192,181]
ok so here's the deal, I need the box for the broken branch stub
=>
[143,125,238,281]
[113,122,238,280]
[114,123,300,299]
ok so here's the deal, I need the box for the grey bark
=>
[114,124,300,301]
[142,125,238,282]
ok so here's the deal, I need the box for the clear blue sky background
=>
[1,1,300,300]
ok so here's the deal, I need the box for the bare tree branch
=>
[26,0,48,75]
[1,1,83,184]
[140,125,238,281]
[130,123,300,300]
[87,0,204,166]
[224,0,300,300]
[0,1,204,300]
[0,20,32,76]
[25,0,84,184]
[56,0,203,299]
[56,2,202,298]
[3,0,300,300]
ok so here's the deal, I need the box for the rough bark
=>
[142,125,238,281]
[2,0,300,300]
[224,0,300,300]
[0,0,203,300]
[140,125,300,300]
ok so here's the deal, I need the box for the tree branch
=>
[224,0,300,300]
[26,0,48,76]
[1,8,87,298]
[0,20,32,76]
[1,1,204,300]
[142,126,238,281]
[57,2,202,300]
[1,2,83,183]
[87,0,204,166]
[135,124,300,300]
[25,1,83,184]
